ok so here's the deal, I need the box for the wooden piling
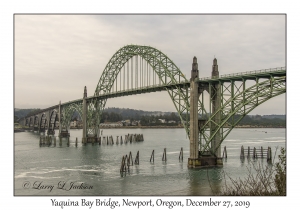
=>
[223,146,227,159]
[120,156,125,173]
[125,155,130,171]
[135,151,139,165]
[247,146,250,158]
[99,137,101,145]
[54,136,56,147]
[253,147,256,159]
[150,150,154,163]
[128,152,133,166]
[267,147,272,162]
[179,147,183,162]
[162,148,167,162]
[261,146,263,158]
[121,136,123,144]
[75,137,78,147]
[59,137,62,146]
[240,145,245,159]
[116,136,119,145]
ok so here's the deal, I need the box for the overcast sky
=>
[14,14,286,114]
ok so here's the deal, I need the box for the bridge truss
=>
[197,69,286,157]
[20,45,286,164]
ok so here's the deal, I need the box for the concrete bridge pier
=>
[82,86,87,144]
[188,56,201,168]
[210,58,223,165]
[188,57,223,168]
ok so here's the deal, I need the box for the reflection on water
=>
[14,128,285,195]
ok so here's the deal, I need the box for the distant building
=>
[158,119,166,123]
[168,120,176,123]
[100,122,123,127]
[122,120,131,126]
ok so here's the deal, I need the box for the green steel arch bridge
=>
[20,45,286,168]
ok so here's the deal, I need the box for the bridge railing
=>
[199,67,286,81]
[97,81,190,97]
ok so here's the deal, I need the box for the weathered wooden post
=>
[135,151,139,165]
[247,146,250,158]
[261,146,263,158]
[162,148,167,162]
[75,137,78,147]
[179,147,183,162]
[54,136,56,147]
[240,145,245,159]
[128,152,133,166]
[150,150,154,163]
[125,155,130,172]
[267,147,272,163]
[223,146,227,159]
[253,147,256,159]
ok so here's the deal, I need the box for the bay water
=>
[14,128,285,196]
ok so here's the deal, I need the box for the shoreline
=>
[14,126,286,133]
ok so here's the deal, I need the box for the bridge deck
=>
[23,68,286,118]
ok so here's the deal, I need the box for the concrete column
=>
[82,86,87,144]
[188,56,200,168]
[58,101,61,137]
[211,58,222,165]
[46,110,51,135]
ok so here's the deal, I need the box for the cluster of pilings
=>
[124,134,144,142]
[149,147,183,162]
[88,133,144,145]
[39,135,53,146]
[120,148,184,176]
[120,151,138,176]
[39,135,73,147]
[240,146,272,162]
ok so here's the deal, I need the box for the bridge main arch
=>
[84,45,191,139]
